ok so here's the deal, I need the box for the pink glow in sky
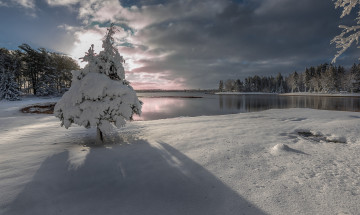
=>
[1,0,353,90]
[67,25,184,90]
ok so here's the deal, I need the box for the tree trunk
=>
[96,127,104,144]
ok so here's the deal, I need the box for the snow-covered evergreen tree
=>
[0,69,21,101]
[54,24,142,143]
[287,72,300,93]
[349,63,360,92]
[0,48,21,101]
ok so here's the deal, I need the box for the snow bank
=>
[1,99,360,215]
[270,143,307,155]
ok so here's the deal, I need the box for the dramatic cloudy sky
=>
[0,0,359,89]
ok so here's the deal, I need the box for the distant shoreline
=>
[215,92,360,97]
[215,92,276,95]
[136,89,216,93]
[280,92,360,97]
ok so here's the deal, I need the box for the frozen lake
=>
[134,92,360,120]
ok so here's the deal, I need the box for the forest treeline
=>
[219,63,360,93]
[2,43,360,101]
[0,44,79,100]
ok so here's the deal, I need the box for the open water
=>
[134,92,360,120]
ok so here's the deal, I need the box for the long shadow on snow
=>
[6,139,266,215]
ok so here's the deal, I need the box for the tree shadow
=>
[281,144,309,155]
[349,115,360,119]
[6,139,267,215]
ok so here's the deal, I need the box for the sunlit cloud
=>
[45,0,81,6]
[64,27,104,67]
[2,0,355,89]
[127,72,186,90]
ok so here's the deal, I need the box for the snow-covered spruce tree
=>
[332,0,360,63]
[54,24,142,143]
[0,49,21,101]
[0,68,21,101]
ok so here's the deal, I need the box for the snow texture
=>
[1,97,360,215]
[54,25,141,133]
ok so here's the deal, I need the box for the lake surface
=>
[134,92,360,121]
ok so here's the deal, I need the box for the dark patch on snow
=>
[20,102,56,114]
[298,131,317,138]
[297,130,346,144]
[289,117,307,122]
[349,115,360,119]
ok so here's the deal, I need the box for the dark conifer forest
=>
[219,63,360,93]
[0,45,79,100]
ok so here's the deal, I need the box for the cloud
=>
[0,0,36,17]
[127,72,186,90]
[60,0,360,89]
[0,1,8,7]
[4,0,357,89]
[45,0,81,6]
[12,0,35,8]
[116,0,347,88]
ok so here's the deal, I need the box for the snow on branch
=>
[332,0,360,63]
[334,0,360,18]
[331,25,360,63]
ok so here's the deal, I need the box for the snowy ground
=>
[1,98,360,215]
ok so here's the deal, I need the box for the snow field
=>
[136,109,360,214]
[1,98,360,214]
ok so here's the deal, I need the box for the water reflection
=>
[218,95,360,112]
[134,93,360,121]
[133,97,186,121]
